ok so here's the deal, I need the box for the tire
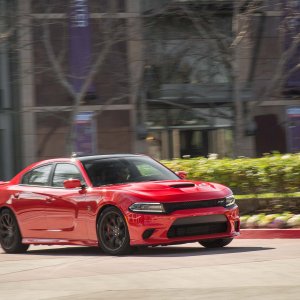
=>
[97,207,132,255]
[0,209,29,253]
[199,237,233,248]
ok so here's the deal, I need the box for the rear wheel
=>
[0,209,29,253]
[97,207,132,255]
[199,237,233,248]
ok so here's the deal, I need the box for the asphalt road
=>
[0,239,300,300]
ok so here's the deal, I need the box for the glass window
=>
[82,156,179,186]
[22,164,52,186]
[52,164,84,187]
[135,162,162,177]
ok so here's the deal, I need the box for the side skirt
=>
[22,238,98,246]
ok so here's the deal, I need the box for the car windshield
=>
[81,156,179,187]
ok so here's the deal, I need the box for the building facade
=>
[1,0,299,179]
[18,0,145,168]
[142,0,236,159]
[142,0,300,159]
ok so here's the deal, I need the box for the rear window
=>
[21,164,53,186]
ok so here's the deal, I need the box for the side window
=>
[22,164,52,186]
[52,164,84,188]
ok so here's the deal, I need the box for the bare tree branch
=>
[42,19,76,98]
[255,32,300,104]
[0,27,15,43]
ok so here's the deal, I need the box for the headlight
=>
[225,195,235,207]
[129,202,165,213]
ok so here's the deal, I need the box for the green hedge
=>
[162,154,300,195]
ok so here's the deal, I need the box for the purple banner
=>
[284,1,300,89]
[287,107,300,152]
[69,0,95,94]
[74,112,96,155]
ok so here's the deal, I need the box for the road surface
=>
[0,239,299,299]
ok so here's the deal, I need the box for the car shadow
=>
[25,245,274,257]
[131,246,274,257]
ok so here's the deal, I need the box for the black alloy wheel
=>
[0,209,29,253]
[97,207,131,255]
[199,237,233,248]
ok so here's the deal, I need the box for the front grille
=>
[163,199,225,213]
[167,222,228,238]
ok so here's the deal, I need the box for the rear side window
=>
[22,164,52,186]
[52,163,84,187]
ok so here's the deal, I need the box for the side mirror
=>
[63,179,82,189]
[175,171,188,180]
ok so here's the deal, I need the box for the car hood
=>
[96,180,231,203]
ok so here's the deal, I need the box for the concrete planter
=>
[236,197,300,215]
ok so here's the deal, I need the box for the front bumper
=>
[125,205,240,246]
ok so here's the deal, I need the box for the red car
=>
[0,154,240,255]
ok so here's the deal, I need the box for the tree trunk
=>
[232,1,244,157]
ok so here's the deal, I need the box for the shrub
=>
[162,153,300,195]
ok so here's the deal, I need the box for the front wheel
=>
[199,237,233,248]
[0,209,29,253]
[97,207,132,255]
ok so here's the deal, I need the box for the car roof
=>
[9,154,147,184]
[76,154,145,162]
[25,154,146,168]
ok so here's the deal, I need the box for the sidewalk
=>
[238,228,300,239]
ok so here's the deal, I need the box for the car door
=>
[11,164,53,238]
[44,163,89,240]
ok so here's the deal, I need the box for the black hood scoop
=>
[169,183,195,188]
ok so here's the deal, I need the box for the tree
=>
[8,0,145,159]
[140,0,300,157]
[140,0,258,156]
[0,0,16,45]
[32,0,133,156]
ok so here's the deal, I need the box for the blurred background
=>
[0,0,300,180]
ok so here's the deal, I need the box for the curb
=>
[238,229,300,239]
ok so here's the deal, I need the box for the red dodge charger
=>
[0,154,240,255]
